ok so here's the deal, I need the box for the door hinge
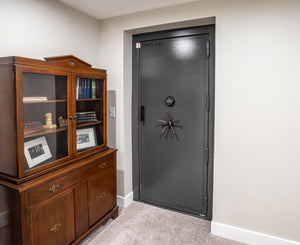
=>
[205,148,209,165]
[206,93,210,112]
[136,42,141,49]
[206,40,210,58]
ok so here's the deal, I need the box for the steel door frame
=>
[132,25,215,220]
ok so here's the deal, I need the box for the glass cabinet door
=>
[75,77,105,154]
[22,72,70,171]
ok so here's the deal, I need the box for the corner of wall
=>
[117,192,133,208]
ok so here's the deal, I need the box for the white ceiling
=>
[59,0,199,20]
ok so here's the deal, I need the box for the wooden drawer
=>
[28,170,78,207]
[88,168,114,226]
[28,153,115,206]
[85,154,114,173]
[31,191,75,245]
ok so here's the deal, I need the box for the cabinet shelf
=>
[24,126,68,139]
[76,121,103,128]
[23,100,67,104]
[76,98,103,102]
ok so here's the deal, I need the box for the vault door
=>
[139,34,210,216]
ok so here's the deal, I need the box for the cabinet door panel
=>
[31,191,75,245]
[22,72,71,171]
[74,75,107,156]
[88,168,114,226]
[74,182,88,238]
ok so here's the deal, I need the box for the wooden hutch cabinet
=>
[0,56,118,245]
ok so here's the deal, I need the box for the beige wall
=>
[0,0,100,66]
[98,0,300,242]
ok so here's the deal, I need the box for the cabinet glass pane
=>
[75,78,104,153]
[23,73,69,170]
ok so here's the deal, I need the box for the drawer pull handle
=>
[99,192,106,200]
[50,223,61,232]
[98,163,106,169]
[49,184,60,193]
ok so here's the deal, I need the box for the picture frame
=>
[24,136,52,169]
[76,127,97,151]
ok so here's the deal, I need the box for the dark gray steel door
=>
[139,33,210,216]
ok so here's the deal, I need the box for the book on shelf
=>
[92,79,96,98]
[24,125,44,135]
[76,78,80,99]
[76,118,99,124]
[81,79,84,99]
[83,79,87,99]
[86,79,90,99]
[79,78,85,99]
[78,79,82,99]
[23,97,48,102]
[24,121,43,130]
[76,111,97,117]
[76,111,98,124]
[83,79,85,99]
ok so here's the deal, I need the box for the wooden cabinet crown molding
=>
[0,55,106,74]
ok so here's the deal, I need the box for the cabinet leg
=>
[111,207,119,219]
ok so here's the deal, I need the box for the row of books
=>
[24,121,43,135]
[76,78,97,99]
[76,111,98,124]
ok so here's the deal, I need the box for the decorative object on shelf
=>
[58,116,68,127]
[76,111,98,124]
[43,112,57,129]
[157,112,182,140]
[24,136,52,168]
[76,127,97,151]
[23,96,48,102]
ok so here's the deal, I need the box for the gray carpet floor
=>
[80,201,247,245]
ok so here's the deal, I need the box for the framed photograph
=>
[76,127,97,151]
[24,136,52,169]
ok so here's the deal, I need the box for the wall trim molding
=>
[117,191,133,208]
[126,16,215,35]
[211,222,300,245]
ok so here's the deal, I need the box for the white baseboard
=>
[211,222,300,245]
[117,191,133,208]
